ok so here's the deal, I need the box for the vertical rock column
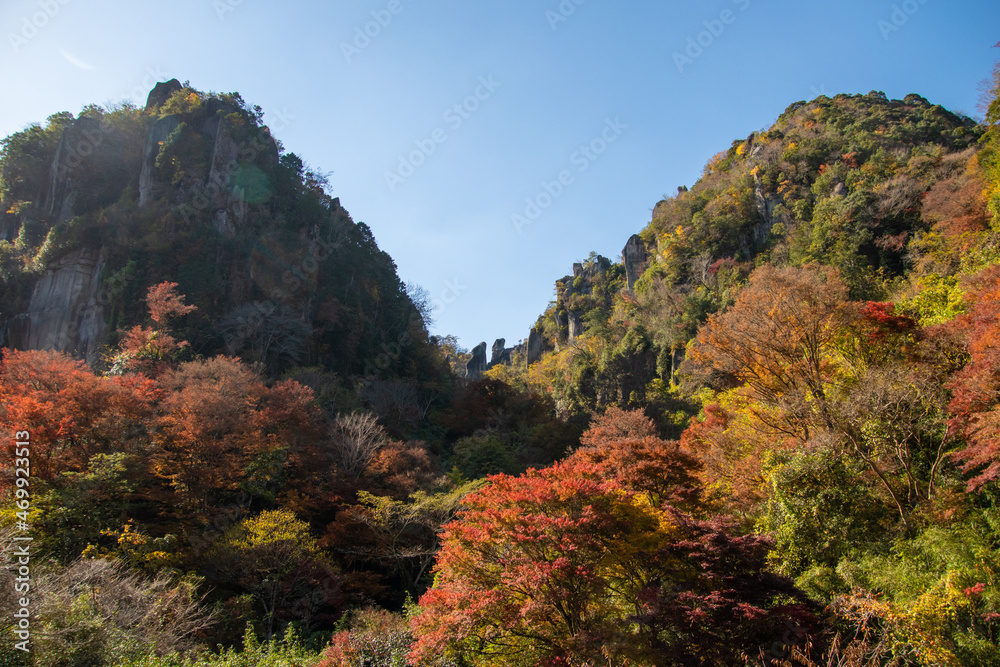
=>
[623,234,648,290]
[466,342,488,378]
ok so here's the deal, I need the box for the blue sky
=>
[1,0,998,351]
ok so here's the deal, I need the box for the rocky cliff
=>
[0,81,432,380]
[7,248,107,366]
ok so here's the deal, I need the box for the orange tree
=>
[0,350,159,480]
[947,265,1000,489]
[0,348,158,484]
[688,264,851,440]
[0,348,163,556]
[409,454,815,666]
[152,356,322,514]
[567,406,702,512]
[109,281,197,377]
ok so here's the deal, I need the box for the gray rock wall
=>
[526,328,543,366]
[7,248,108,366]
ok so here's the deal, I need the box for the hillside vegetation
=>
[0,60,999,666]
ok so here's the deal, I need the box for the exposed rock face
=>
[7,248,107,366]
[561,255,611,341]
[488,338,512,368]
[138,114,181,207]
[526,328,543,366]
[568,311,584,340]
[754,177,771,225]
[747,134,777,251]
[207,109,241,187]
[586,256,611,278]
[45,116,108,223]
[206,113,249,236]
[652,199,671,220]
[746,132,764,160]
[623,234,648,290]
[138,97,277,234]
[2,81,424,380]
[145,79,183,111]
[0,215,17,241]
[466,342,488,378]
[3,85,269,367]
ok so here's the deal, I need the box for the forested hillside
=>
[1,59,1000,666]
[0,80,442,384]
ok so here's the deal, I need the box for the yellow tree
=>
[208,509,339,639]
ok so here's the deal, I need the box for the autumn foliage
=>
[154,356,322,511]
[3,80,1000,665]
[112,281,197,376]
[568,406,702,510]
[0,349,158,483]
[947,265,1000,489]
[410,410,815,666]
[689,265,850,436]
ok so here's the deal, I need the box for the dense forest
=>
[0,53,998,666]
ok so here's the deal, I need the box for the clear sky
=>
[1,0,998,351]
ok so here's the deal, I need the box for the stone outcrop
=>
[145,79,183,111]
[138,114,181,206]
[652,199,671,220]
[468,255,617,371]
[45,116,118,223]
[560,255,611,341]
[466,342,488,378]
[2,80,426,381]
[488,338,513,368]
[467,252,633,374]
[6,248,107,366]
[137,92,278,236]
[568,311,584,340]
[526,328,543,366]
[623,234,648,290]
[746,133,778,252]
[0,215,17,242]
[582,255,611,279]
[4,80,302,368]
[206,112,249,236]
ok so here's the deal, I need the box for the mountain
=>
[0,79,441,385]
[483,90,986,422]
[3,76,1000,666]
